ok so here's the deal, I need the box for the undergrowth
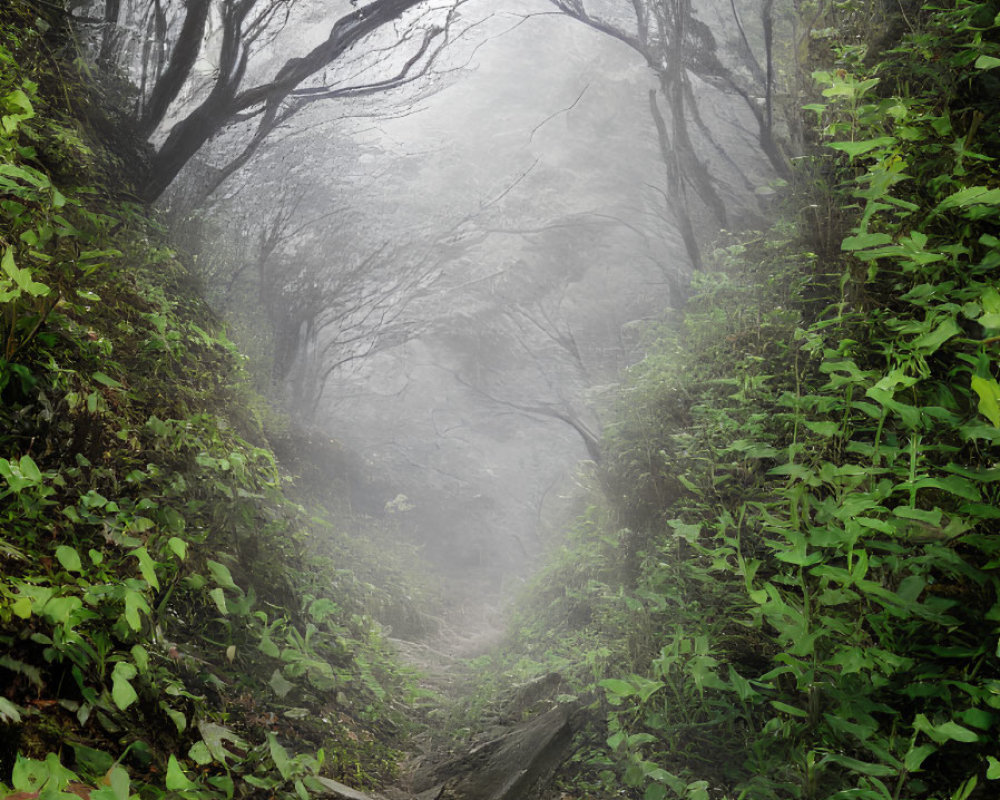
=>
[485,1,1000,798]
[0,3,434,798]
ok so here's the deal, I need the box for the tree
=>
[184,152,457,417]
[73,0,468,201]
[447,282,605,463]
[549,0,794,267]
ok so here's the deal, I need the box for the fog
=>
[145,0,788,601]
[307,6,678,578]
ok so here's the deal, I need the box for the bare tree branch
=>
[528,82,590,143]
[76,0,474,201]
[548,0,791,256]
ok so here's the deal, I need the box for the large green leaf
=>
[935,185,1000,212]
[206,559,238,590]
[130,546,160,591]
[55,545,82,573]
[209,587,228,615]
[111,662,138,710]
[971,374,1000,427]
[819,753,897,777]
[903,744,937,771]
[911,316,961,355]
[770,700,808,718]
[913,713,980,743]
[269,668,293,699]
[165,755,196,791]
[0,163,48,189]
[258,630,281,658]
[123,588,149,632]
[842,232,892,251]
[41,595,83,625]
[167,536,188,560]
[828,137,896,158]
[1,246,50,297]
[599,678,638,700]
[197,721,248,766]
[0,697,22,723]
[268,732,292,780]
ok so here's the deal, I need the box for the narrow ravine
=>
[17,1,998,799]
[291,570,576,800]
[386,577,541,800]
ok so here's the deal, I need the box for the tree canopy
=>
[75,0,468,200]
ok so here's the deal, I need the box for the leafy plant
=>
[0,7,422,798]
[488,2,1000,798]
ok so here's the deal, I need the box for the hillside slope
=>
[486,2,1000,798]
[1,4,427,797]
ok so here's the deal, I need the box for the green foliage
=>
[494,1,1000,798]
[0,9,422,799]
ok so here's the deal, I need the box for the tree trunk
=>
[139,0,212,138]
[140,0,434,202]
[97,0,121,66]
[142,100,233,202]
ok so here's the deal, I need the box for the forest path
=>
[378,569,563,800]
[389,568,512,715]
[312,565,573,800]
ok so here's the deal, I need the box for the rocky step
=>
[333,705,577,800]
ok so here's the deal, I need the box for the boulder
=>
[313,776,383,800]
[411,706,575,800]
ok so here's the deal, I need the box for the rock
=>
[501,672,563,719]
[313,776,382,800]
[411,706,576,800]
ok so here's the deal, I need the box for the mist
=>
[6,1,990,796]
[133,0,786,611]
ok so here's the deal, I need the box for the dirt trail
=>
[364,569,577,800]
[389,572,509,715]
[380,571,515,795]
